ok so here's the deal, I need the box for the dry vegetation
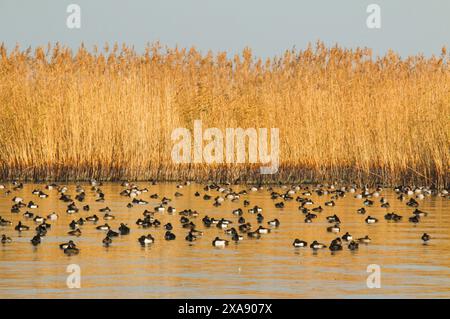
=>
[0,42,448,186]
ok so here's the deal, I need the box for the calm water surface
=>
[0,183,449,298]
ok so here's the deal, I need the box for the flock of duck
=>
[0,181,448,256]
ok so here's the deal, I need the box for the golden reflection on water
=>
[0,183,449,298]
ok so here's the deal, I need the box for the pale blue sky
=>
[0,0,449,57]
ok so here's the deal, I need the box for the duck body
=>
[292,239,307,247]
[365,216,378,224]
[164,231,176,240]
[68,228,82,237]
[96,224,110,231]
[348,241,359,250]
[15,222,29,232]
[342,232,352,241]
[310,241,327,249]
[1,235,12,244]
[268,219,280,227]
[103,236,112,246]
[60,240,75,250]
[119,223,130,235]
[327,224,340,233]
[422,233,430,243]
[212,237,229,247]
[138,234,155,245]
[31,235,41,246]
[64,246,80,256]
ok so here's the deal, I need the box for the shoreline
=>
[0,165,447,188]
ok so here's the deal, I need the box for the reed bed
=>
[0,42,449,187]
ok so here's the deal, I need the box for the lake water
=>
[0,182,449,298]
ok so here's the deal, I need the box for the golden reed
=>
[0,42,448,187]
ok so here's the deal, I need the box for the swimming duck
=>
[33,216,45,223]
[60,240,76,249]
[225,227,237,235]
[99,206,111,213]
[248,206,262,214]
[327,224,340,233]
[64,246,80,256]
[164,231,176,240]
[133,198,149,205]
[358,235,371,244]
[31,234,41,246]
[310,240,327,249]
[365,216,378,224]
[15,221,29,232]
[325,200,335,207]
[180,216,190,224]
[267,219,280,227]
[247,231,261,239]
[384,212,402,222]
[312,206,323,213]
[329,240,343,251]
[256,226,270,234]
[167,206,176,213]
[23,211,34,218]
[239,223,252,233]
[216,220,229,229]
[212,237,229,247]
[326,214,340,223]
[83,205,90,211]
[47,212,58,220]
[232,208,243,216]
[138,234,155,245]
[421,233,430,243]
[12,196,23,203]
[238,217,246,224]
[107,229,119,237]
[66,206,79,215]
[185,231,197,242]
[68,228,82,237]
[275,202,284,208]
[182,221,195,229]
[96,224,110,231]
[357,207,366,214]
[363,199,374,207]
[256,213,264,223]
[1,235,12,244]
[10,205,21,213]
[348,241,359,250]
[103,213,115,220]
[406,198,419,207]
[35,225,47,236]
[408,215,420,224]
[0,217,12,226]
[231,233,243,242]
[292,239,307,247]
[342,232,353,241]
[103,236,112,246]
[413,209,428,217]
[118,223,130,235]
